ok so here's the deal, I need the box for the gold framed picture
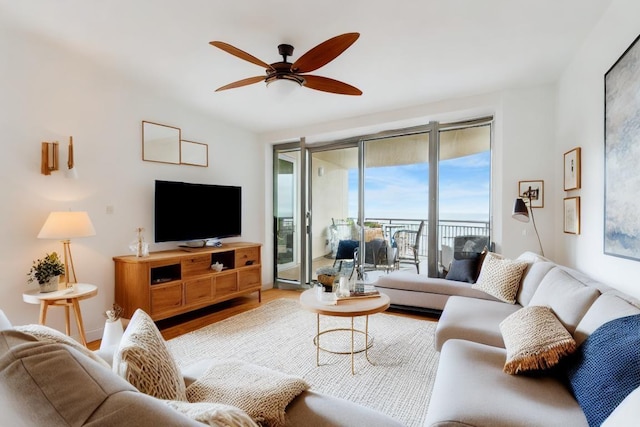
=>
[564,147,581,191]
[564,196,580,234]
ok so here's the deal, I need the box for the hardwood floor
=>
[87,288,437,350]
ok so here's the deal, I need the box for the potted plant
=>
[27,252,65,292]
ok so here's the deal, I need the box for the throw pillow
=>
[472,252,528,304]
[561,314,640,427]
[113,308,187,401]
[187,359,309,427]
[445,258,479,283]
[15,324,111,369]
[165,400,258,427]
[499,305,576,375]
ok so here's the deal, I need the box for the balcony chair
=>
[354,238,395,278]
[333,239,359,273]
[392,221,425,273]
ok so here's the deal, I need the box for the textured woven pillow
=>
[187,359,308,427]
[113,309,187,401]
[500,305,576,375]
[473,252,528,303]
[16,324,111,369]
[561,314,640,427]
[165,400,258,427]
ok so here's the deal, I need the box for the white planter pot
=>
[100,319,124,350]
[39,275,60,293]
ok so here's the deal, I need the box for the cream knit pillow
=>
[187,359,309,427]
[500,305,577,375]
[473,252,528,304]
[113,309,187,401]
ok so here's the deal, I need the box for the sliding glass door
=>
[273,148,301,286]
[273,117,492,287]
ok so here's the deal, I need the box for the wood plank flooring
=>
[87,288,437,350]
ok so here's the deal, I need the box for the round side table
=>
[22,283,98,347]
[299,288,390,374]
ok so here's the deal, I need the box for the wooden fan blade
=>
[302,75,362,96]
[210,41,274,70]
[215,76,265,92]
[292,33,360,73]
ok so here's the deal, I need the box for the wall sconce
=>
[318,166,325,177]
[66,136,78,179]
[41,142,59,175]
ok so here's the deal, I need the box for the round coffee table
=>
[299,288,390,374]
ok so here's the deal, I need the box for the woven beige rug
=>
[167,298,439,427]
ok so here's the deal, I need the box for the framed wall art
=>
[564,197,580,235]
[518,180,544,208]
[604,33,640,260]
[180,140,209,167]
[564,147,581,191]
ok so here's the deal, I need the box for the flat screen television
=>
[154,180,241,243]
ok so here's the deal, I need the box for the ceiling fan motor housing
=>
[266,60,305,86]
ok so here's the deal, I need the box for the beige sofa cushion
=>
[113,308,187,401]
[516,261,556,306]
[15,323,111,369]
[425,339,588,427]
[528,268,600,334]
[0,330,201,426]
[573,291,640,346]
[435,296,521,350]
[473,252,528,304]
[500,306,576,374]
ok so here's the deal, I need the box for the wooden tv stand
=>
[113,242,262,321]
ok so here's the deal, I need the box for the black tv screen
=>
[154,180,241,243]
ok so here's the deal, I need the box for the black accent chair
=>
[333,239,359,272]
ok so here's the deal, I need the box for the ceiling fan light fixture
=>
[265,73,304,87]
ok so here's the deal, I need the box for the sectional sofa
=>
[0,308,403,426]
[402,252,640,426]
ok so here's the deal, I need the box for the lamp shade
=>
[37,211,96,239]
[512,198,530,223]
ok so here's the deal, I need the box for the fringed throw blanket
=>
[186,359,309,427]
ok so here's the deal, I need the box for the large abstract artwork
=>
[604,34,640,260]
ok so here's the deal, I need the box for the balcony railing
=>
[365,218,490,259]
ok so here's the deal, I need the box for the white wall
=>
[555,0,640,299]
[0,24,266,341]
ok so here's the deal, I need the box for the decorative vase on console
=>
[129,227,149,257]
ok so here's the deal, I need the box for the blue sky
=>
[349,151,490,221]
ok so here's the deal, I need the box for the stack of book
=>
[337,284,380,300]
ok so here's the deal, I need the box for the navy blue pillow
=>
[445,258,479,283]
[562,314,640,427]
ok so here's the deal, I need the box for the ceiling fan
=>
[209,32,362,96]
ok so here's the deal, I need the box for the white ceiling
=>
[1,0,613,136]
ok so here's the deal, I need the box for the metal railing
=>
[365,218,490,258]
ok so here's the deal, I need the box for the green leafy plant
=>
[27,252,65,285]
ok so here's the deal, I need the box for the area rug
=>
[167,299,439,427]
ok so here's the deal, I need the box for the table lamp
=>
[37,211,96,287]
